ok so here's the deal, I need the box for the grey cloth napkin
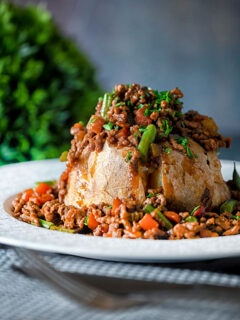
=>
[1,245,240,320]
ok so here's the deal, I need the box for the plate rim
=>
[0,158,240,263]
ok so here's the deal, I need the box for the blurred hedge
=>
[0,2,102,164]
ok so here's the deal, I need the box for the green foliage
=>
[0,2,102,164]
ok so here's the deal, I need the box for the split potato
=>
[64,142,147,207]
[150,138,230,211]
[65,139,230,211]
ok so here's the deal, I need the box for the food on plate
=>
[12,84,240,240]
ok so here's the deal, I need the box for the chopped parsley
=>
[137,104,145,109]
[146,193,154,198]
[144,108,150,116]
[175,111,183,118]
[161,119,172,137]
[115,96,120,102]
[84,216,89,226]
[154,90,172,105]
[140,95,145,99]
[105,206,112,210]
[175,136,198,159]
[79,121,84,125]
[114,125,120,130]
[126,151,132,162]
[103,122,113,130]
[98,97,103,101]
[164,148,171,154]
[134,132,138,139]
[181,121,185,128]
[89,117,97,124]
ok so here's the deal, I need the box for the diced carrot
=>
[164,211,180,224]
[87,213,99,230]
[116,126,129,139]
[22,188,34,201]
[35,182,51,194]
[112,198,122,215]
[102,224,109,233]
[135,107,152,126]
[139,213,159,231]
[88,116,105,134]
[200,229,219,238]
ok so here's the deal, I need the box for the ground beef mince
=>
[11,84,237,240]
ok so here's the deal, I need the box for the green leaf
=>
[103,122,113,131]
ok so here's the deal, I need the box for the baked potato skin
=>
[150,138,230,212]
[64,142,147,207]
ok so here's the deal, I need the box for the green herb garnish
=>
[146,193,154,198]
[137,104,145,109]
[161,119,172,137]
[89,117,97,124]
[164,148,171,154]
[144,108,150,116]
[103,122,113,130]
[126,151,132,162]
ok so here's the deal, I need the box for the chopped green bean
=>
[32,218,75,233]
[143,204,155,213]
[220,200,237,213]
[138,124,157,161]
[233,162,240,191]
[60,150,68,162]
[50,226,75,233]
[156,209,173,230]
[39,219,54,229]
[231,215,240,220]
[101,93,112,120]
[84,216,89,226]
[185,216,197,222]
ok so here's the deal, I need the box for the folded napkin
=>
[1,245,240,320]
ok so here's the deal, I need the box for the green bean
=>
[39,219,54,229]
[35,180,57,186]
[185,216,197,222]
[233,162,240,191]
[155,209,173,230]
[50,226,75,233]
[101,93,112,120]
[60,150,68,162]
[138,124,157,161]
[143,204,155,213]
[32,219,75,233]
[220,199,237,213]
[143,204,172,230]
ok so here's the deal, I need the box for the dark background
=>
[13,0,240,160]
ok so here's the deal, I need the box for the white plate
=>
[0,159,239,263]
